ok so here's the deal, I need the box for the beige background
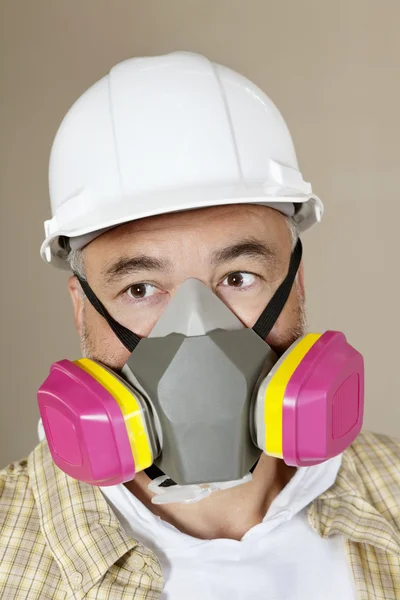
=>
[0,0,399,467]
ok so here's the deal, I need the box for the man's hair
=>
[286,215,300,252]
[68,245,86,279]
[67,215,300,280]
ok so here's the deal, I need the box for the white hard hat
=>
[41,51,323,269]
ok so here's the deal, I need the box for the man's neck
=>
[124,455,296,541]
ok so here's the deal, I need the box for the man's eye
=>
[220,272,257,289]
[127,283,158,299]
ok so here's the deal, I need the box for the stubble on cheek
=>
[285,297,307,346]
[267,288,308,356]
[79,304,129,370]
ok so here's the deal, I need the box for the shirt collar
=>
[265,453,342,522]
[28,440,161,597]
[307,442,400,556]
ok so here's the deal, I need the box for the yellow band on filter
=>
[75,359,153,472]
[264,334,321,458]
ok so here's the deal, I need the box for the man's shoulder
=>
[0,456,30,488]
[345,430,400,521]
[0,449,37,523]
[349,429,400,469]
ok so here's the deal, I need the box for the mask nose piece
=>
[149,278,245,338]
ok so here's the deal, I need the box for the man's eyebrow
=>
[102,239,277,282]
[211,239,278,266]
[102,255,172,282]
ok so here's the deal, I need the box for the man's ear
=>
[68,275,84,335]
[296,260,305,301]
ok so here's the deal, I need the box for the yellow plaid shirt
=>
[0,431,399,599]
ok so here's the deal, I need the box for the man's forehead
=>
[83,204,289,283]
[98,204,284,243]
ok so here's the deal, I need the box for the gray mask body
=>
[124,279,277,486]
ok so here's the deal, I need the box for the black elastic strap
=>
[252,238,302,340]
[144,463,165,481]
[75,275,141,352]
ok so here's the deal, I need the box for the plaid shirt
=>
[0,431,399,599]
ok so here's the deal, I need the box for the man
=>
[0,52,399,599]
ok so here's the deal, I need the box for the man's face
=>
[68,204,306,369]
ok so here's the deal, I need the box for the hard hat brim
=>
[41,189,323,269]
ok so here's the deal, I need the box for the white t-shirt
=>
[100,455,357,600]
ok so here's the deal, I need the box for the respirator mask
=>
[38,240,364,504]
